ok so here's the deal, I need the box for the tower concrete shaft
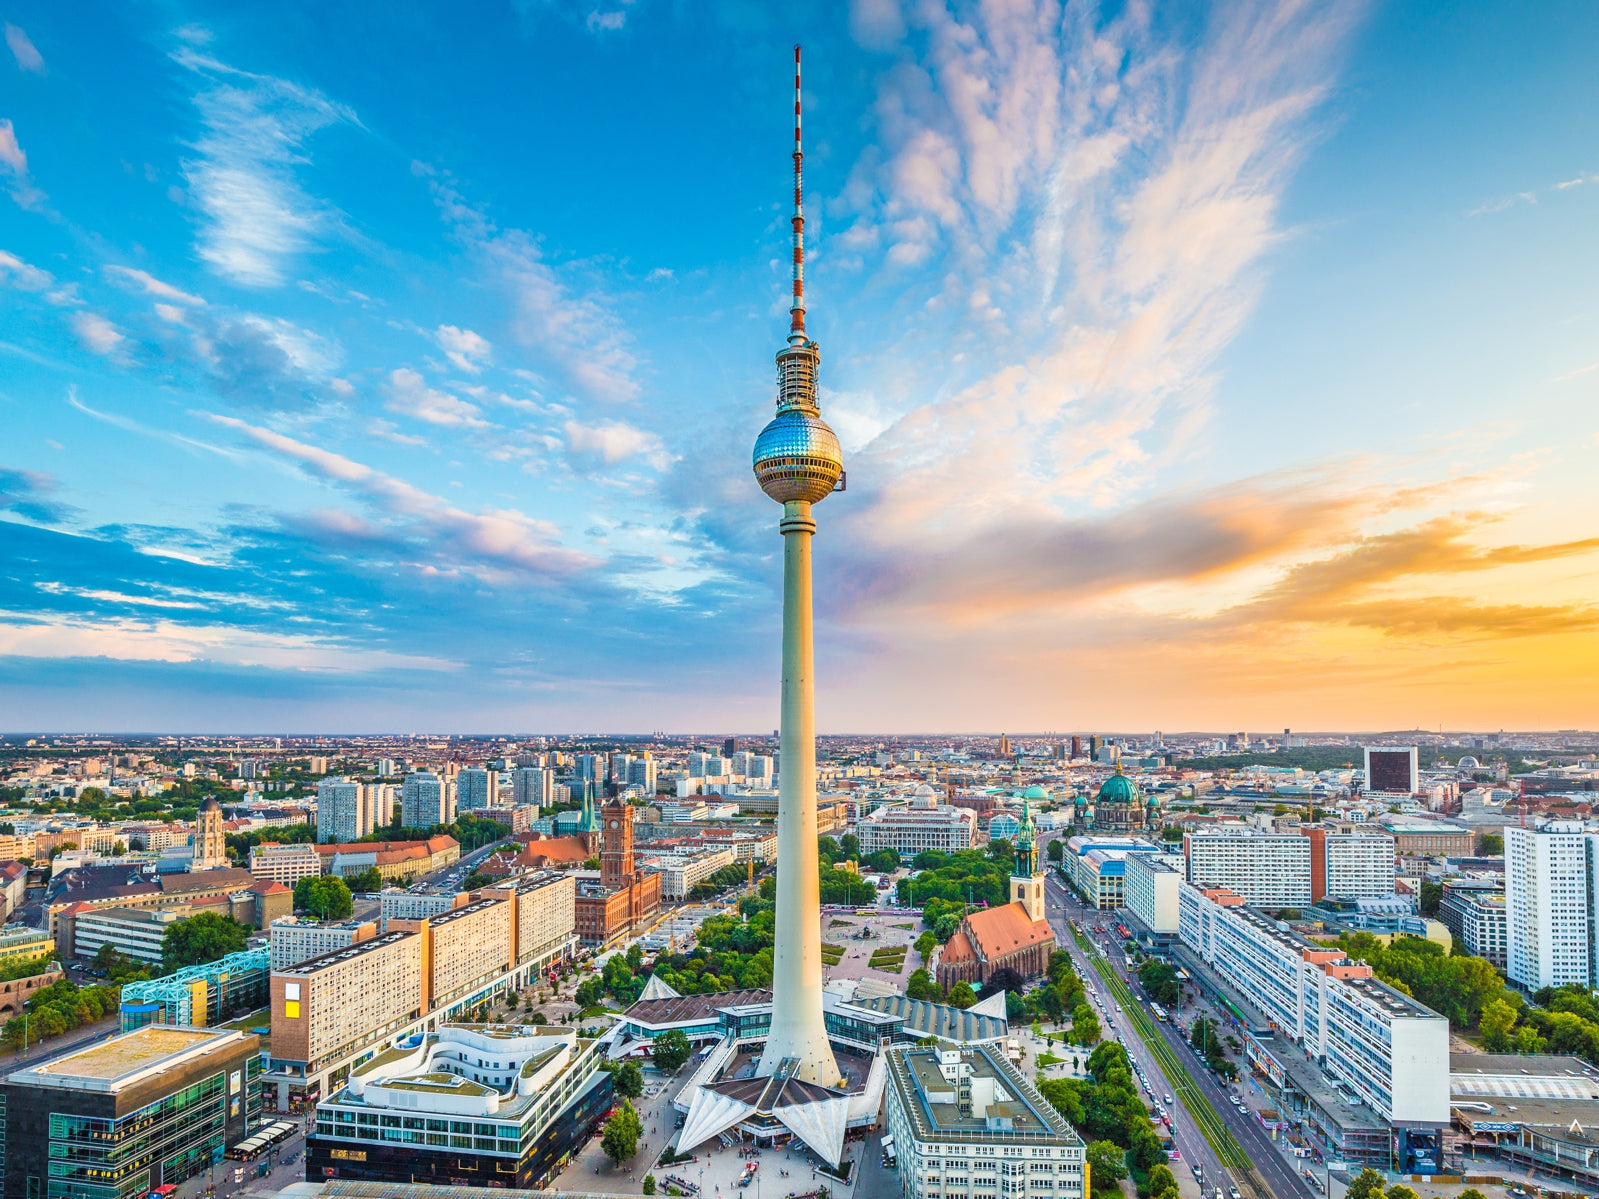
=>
[757,498,840,1085]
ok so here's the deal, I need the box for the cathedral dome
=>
[1096,773,1139,805]
[1022,785,1050,800]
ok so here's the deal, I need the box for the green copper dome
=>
[1096,772,1139,805]
[1022,784,1050,800]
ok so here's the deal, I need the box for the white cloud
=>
[563,418,670,468]
[386,367,487,428]
[0,614,456,673]
[435,324,492,373]
[105,264,206,306]
[205,411,597,577]
[829,0,1366,550]
[424,171,639,403]
[71,311,125,355]
[5,23,43,73]
[0,118,27,173]
[0,249,52,291]
[173,46,354,286]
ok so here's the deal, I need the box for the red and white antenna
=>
[789,43,806,344]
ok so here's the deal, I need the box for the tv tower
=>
[751,44,843,1087]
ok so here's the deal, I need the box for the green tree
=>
[1386,1187,1420,1199]
[1478,832,1504,855]
[839,833,861,859]
[604,1058,645,1098]
[1515,1025,1548,1054]
[1047,839,1064,862]
[1071,1003,1101,1046]
[601,1099,642,1166]
[162,911,250,972]
[643,1177,657,1195]
[1418,879,1442,917]
[915,931,937,963]
[1138,960,1180,1007]
[1085,1141,1126,1192]
[294,875,354,920]
[933,913,961,942]
[1459,1189,1488,1199]
[1479,998,1518,1052]
[948,981,977,1009]
[1345,1169,1387,1199]
[652,1028,691,1072]
[906,968,940,1002]
[338,866,383,893]
[1147,1165,1179,1199]
[987,837,1014,864]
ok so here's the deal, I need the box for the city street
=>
[1045,869,1313,1199]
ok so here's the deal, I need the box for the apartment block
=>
[406,896,513,1010]
[401,771,450,828]
[1505,821,1599,991]
[317,778,375,843]
[1184,830,1312,908]
[269,916,378,971]
[378,887,461,929]
[1302,828,1396,901]
[271,931,426,1100]
[1178,883,1449,1127]
[1123,852,1181,935]
[505,871,578,968]
[1439,880,1507,967]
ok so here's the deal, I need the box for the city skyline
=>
[3,1,1599,732]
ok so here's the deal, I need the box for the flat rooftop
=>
[8,1025,249,1092]
[888,1045,1080,1146]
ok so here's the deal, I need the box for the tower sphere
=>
[753,408,843,504]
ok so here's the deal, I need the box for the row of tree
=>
[1037,1041,1168,1194]
[0,975,122,1050]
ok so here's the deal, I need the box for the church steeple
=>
[1009,798,1045,922]
[1013,798,1039,879]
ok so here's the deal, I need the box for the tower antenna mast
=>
[790,44,806,343]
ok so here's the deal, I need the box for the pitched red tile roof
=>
[964,902,1054,961]
[939,928,978,965]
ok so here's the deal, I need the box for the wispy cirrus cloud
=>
[4,23,44,73]
[419,165,640,403]
[204,412,596,578]
[173,42,355,286]
[105,265,206,306]
[70,311,125,356]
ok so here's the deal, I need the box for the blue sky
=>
[2,0,1598,733]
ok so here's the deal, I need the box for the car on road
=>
[1229,1188,1241,1199]
[1163,1093,1173,1104]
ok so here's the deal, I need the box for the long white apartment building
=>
[883,1043,1086,1199]
[1178,882,1449,1127]
[378,887,460,930]
[513,765,555,807]
[1506,821,1599,991]
[1183,829,1312,908]
[858,797,976,856]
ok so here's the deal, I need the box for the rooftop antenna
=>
[789,43,806,344]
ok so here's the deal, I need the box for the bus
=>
[1150,1003,1168,1023]
[226,1121,296,1161]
